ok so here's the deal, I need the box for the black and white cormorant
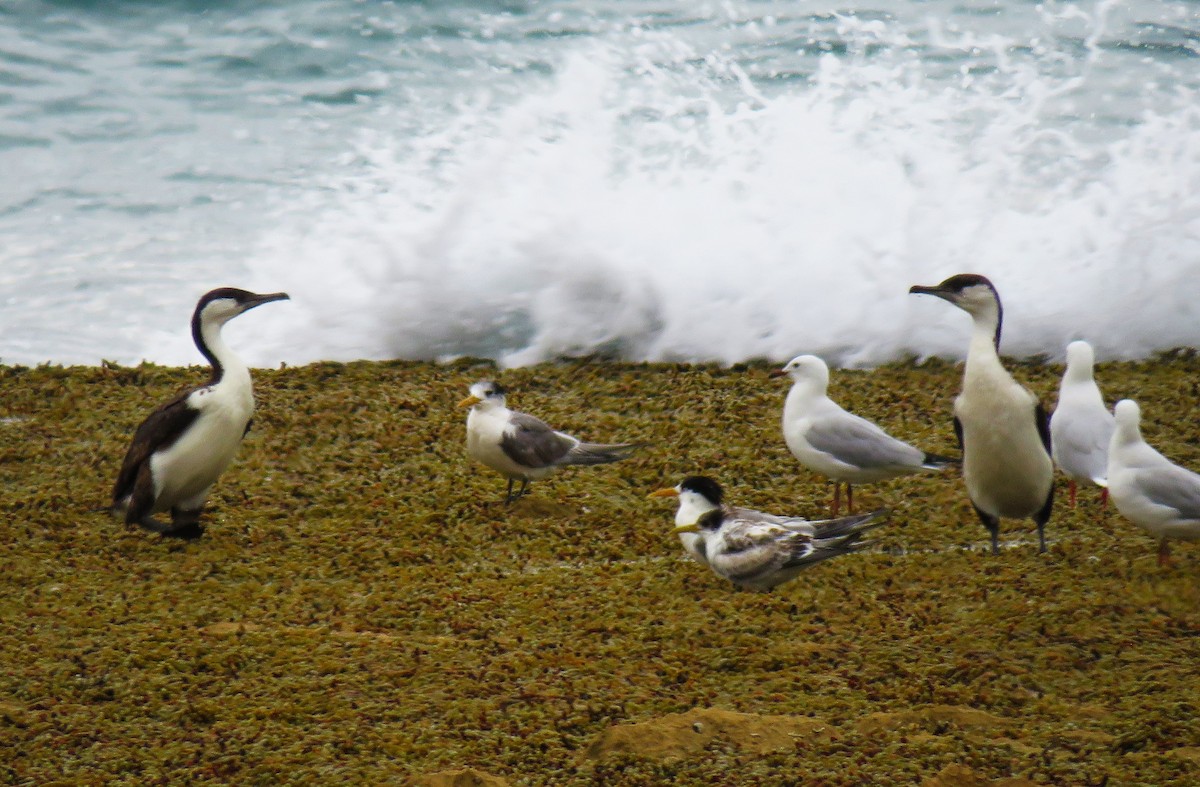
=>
[111,287,289,538]
[909,273,1054,553]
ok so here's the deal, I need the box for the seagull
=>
[649,475,886,591]
[909,274,1054,553]
[110,287,289,538]
[459,380,642,503]
[1050,340,1114,508]
[1107,399,1200,566]
[772,354,956,515]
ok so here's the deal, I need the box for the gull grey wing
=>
[806,416,924,470]
[1136,466,1200,520]
[112,389,201,505]
[499,411,575,469]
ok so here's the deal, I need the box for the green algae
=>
[0,357,1199,784]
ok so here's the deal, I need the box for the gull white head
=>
[458,380,508,410]
[649,475,723,531]
[1064,340,1097,382]
[771,354,830,391]
[1113,399,1141,436]
[909,273,1003,348]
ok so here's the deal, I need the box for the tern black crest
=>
[680,475,723,505]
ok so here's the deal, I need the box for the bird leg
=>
[1068,480,1077,509]
[972,503,1001,555]
[165,507,205,540]
[504,478,531,505]
[846,484,855,514]
[1100,487,1108,509]
[830,484,841,517]
[1158,538,1172,567]
[134,515,174,535]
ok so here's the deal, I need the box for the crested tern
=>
[650,475,886,591]
[459,380,641,503]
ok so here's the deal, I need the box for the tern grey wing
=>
[1135,466,1200,520]
[724,506,788,527]
[712,527,797,584]
[500,411,575,469]
[806,416,925,470]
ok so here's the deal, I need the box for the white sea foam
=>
[225,19,1200,369]
[3,1,1198,368]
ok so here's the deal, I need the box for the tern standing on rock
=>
[459,380,642,503]
[1107,399,1200,566]
[1050,340,1114,508]
[111,287,290,539]
[773,354,956,515]
[909,274,1054,554]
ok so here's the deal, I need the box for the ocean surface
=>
[2,0,1198,369]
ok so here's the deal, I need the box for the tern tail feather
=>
[810,509,888,541]
[559,441,644,467]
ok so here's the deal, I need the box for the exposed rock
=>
[922,764,1038,787]
[584,707,831,762]
[1168,747,1200,763]
[856,705,1013,735]
[408,768,510,786]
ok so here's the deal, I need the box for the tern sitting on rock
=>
[650,475,886,591]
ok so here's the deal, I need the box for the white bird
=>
[1050,340,1114,508]
[459,380,641,503]
[773,354,956,515]
[1107,399,1200,566]
[909,274,1054,553]
[111,287,290,538]
[649,476,886,591]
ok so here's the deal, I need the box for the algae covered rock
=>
[856,704,1014,735]
[584,707,831,762]
[408,768,510,787]
[922,764,1038,787]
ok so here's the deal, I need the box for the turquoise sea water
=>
[2,0,1198,367]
